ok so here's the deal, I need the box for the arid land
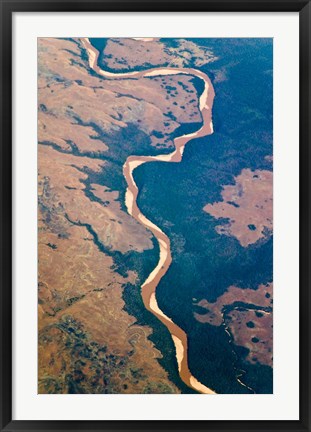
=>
[38,37,217,394]
[38,37,272,394]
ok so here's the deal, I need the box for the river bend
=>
[82,37,216,394]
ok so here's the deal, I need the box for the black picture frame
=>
[1,0,310,430]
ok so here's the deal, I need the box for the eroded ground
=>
[100,38,217,71]
[38,37,273,394]
[38,37,207,393]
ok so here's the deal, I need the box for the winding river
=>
[82,38,216,394]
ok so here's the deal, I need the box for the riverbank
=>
[82,37,216,394]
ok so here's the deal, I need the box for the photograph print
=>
[38,37,273,395]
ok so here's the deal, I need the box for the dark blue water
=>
[89,38,108,55]
[88,38,273,393]
[134,38,273,393]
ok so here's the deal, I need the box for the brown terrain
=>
[194,283,273,367]
[100,38,217,71]
[203,168,273,247]
[226,308,272,367]
[38,39,204,153]
[38,146,177,393]
[80,38,216,393]
[38,37,212,394]
[38,36,272,394]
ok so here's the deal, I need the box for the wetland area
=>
[38,37,273,394]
